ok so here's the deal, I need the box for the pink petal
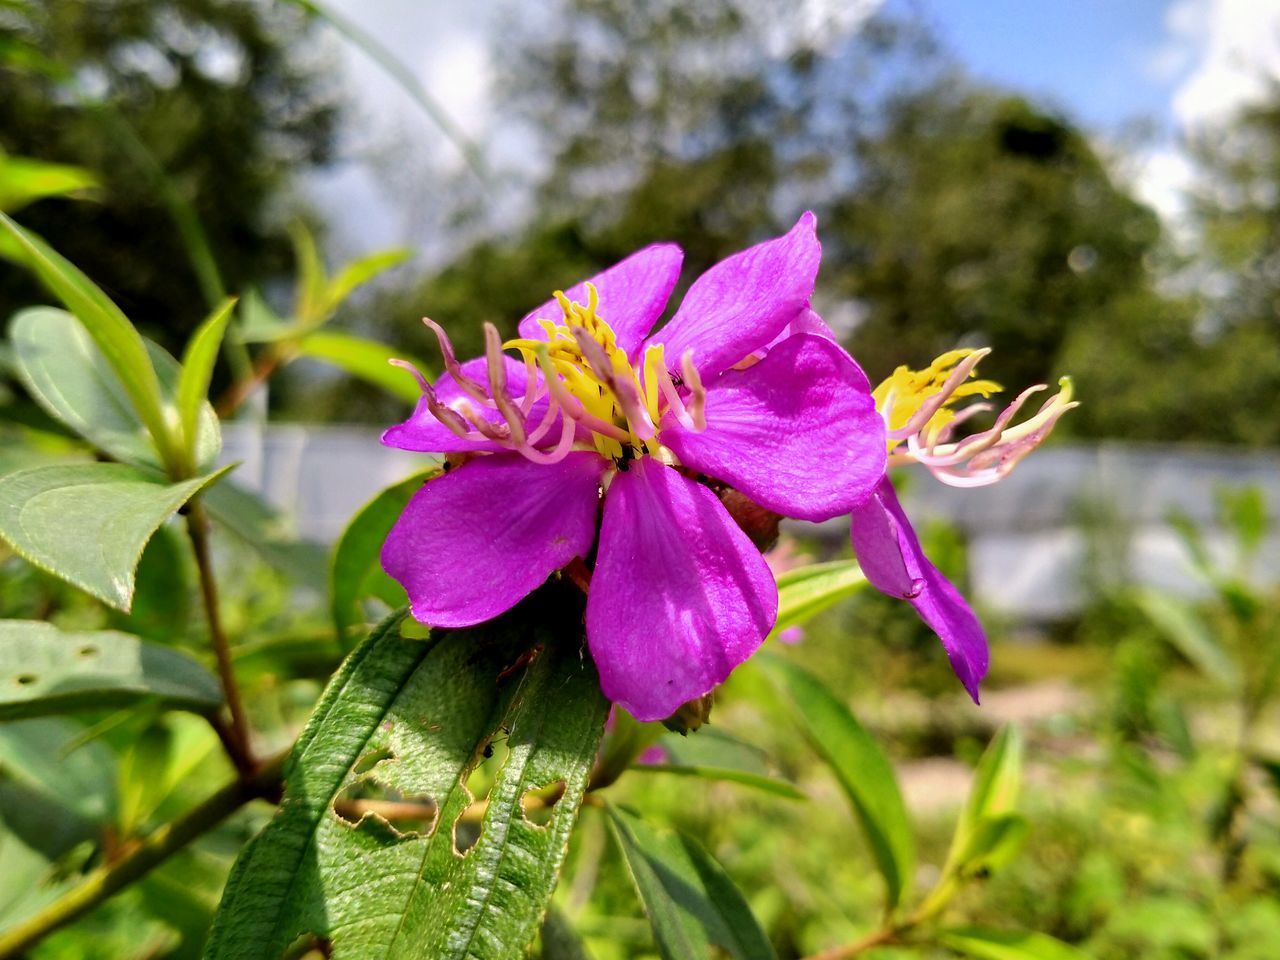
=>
[382,452,606,626]
[648,212,821,379]
[849,478,988,701]
[662,333,885,522]
[585,459,777,722]
[517,243,684,353]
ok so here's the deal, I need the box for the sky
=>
[308,0,1280,255]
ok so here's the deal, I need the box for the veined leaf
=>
[938,926,1090,960]
[0,621,222,720]
[330,469,437,642]
[760,653,914,910]
[606,805,775,960]
[205,598,608,959]
[297,331,431,404]
[10,307,221,471]
[769,560,866,639]
[177,299,236,468]
[0,461,232,610]
[0,214,177,468]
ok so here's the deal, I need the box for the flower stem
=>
[186,499,255,777]
[0,754,284,958]
[802,925,899,959]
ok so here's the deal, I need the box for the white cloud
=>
[1170,0,1280,129]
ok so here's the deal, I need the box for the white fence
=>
[220,425,1280,621]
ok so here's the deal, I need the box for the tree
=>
[0,0,339,354]
[826,84,1163,390]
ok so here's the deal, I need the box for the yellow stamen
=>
[505,283,666,458]
[873,348,1002,451]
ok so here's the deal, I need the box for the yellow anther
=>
[874,348,1002,449]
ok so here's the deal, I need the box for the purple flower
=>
[380,214,886,721]
[848,349,1077,701]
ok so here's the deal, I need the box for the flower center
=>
[505,283,705,461]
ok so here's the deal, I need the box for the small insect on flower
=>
[380,214,888,722]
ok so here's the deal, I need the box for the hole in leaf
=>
[282,932,332,959]
[77,644,98,658]
[332,774,438,840]
[14,674,36,686]
[520,779,566,828]
[351,746,394,777]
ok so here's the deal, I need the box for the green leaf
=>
[1132,588,1239,688]
[324,247,411,314]
[205,599,609,959]
[952,813,1030,879]
[0,620,222,720]
[626,764,805,800]
[0,214,177,469]
[760,653,914,909]
[10,307,220,471]
[177,299,235,468]
[0,461,231,610]
[606,805,776,960]
[945,726,1023,876]
[289,222,328,326]
[937,926,1090,960]
[297,330,431,403]
[769,560,866,638]
[0,152,98,212]
[330,470,436,641]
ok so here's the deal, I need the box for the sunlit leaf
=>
[0,621,222,720]
[760,653,914,909]
[769,560,866,639]
[205,597,608,959]
[297,331,430,404]
[945,725,1023,877]
[0,461,231,610]
[0,152,98,212]
[176,298,236,468]
[10,307,220,471]
[938,926,1090,960]
[324,247,410,314]
[0,214,177,468]
[606,804,776,960]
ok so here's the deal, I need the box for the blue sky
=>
[919,0,1183,130]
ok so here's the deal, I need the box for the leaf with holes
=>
[0,621,222,719]
[760,652,914,910]
[330,469,437,642]
[606,804,776,960]
[0,461,232,610]
[205,593,609,960]
[10,307,221,471]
